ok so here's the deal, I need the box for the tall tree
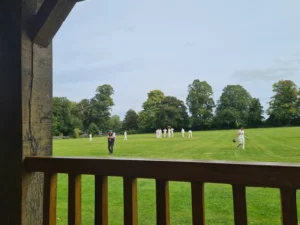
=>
[90,84,114,131]
[137,110,156,130]
[248,98,264,127]
[75,99,91,130]
[108,115,122,132]
[142,89,165,110]
[186,79,215,129]
[52,97,74,135]
[138,90,189,130]
[295,87,300,125]
[138,90,165,130]
[69,101,84,130]
[214,85,252,128]
[156,96,189,128]
[88,123,99,135]
[267,80,299,125]
[123,109,139,131]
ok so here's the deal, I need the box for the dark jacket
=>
[108,132,115,142]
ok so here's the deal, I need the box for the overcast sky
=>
[53,0,300,119]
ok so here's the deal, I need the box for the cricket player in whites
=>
[124,131,127,140]
[188,130,192,138]
[171,128,174,137]
[235,127,248,149]
[163,128,167,137]
[181,128,185,137]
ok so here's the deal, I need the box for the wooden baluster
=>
[191,182,205,225]
[232,185,247,225]
[43,173,58,225]
[94,176,108,225]
[280,188,298,225]
[156,180,170,225]
[123,177,138,225]
[68,174,82,225]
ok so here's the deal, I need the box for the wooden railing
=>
[24,156,300,225]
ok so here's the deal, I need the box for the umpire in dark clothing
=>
[107,131,115,154]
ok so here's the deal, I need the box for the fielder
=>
[171,128,174,137]
[163,128,167,137]
[181,128,185,137]
[124,131,127,140]
[168,128,171,138]
[89,133,92,142]
[235,127,248,150]
[188,130,192,138]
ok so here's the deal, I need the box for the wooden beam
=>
[30,0,77,47]
[24,156,300,188]
[191,182,205,225]
[0,1,23,223]
[43,173,58,225]
[123,177,138,225]
[95,176,109,225]
[156,180,170,225]
[68,174,82,225]
[280,188,298,225]
[0,0,53,224]
[232,185,248,225]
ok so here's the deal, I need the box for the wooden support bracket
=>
[30,0,83,47]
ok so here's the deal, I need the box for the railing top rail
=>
[24,156,300,188]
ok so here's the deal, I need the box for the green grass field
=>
[54,127,300,225]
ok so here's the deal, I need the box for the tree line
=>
[53,79,300,136]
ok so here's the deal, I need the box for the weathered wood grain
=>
[21,1,53,224]
[0,0,53,224]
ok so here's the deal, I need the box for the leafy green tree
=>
[156,96,189,128]
[75,99,91,130]
[108,115,122,132]
[186,79,215,129]
[248,98,264,127]
[123,109,139,131]
[294,87,300,125]
[52,97,74,135]
[88,123,99,135]
[90,84,114,131]
[267,80,299,125]
[138,90,189,130]
[214,85,252,128]
[73,128,80,138]
[52,116,61,136]
[137,110,155,130]
[213,108,240,129]
[138,90,165,130]
[142,90,165,110]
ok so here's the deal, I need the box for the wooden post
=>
[1,0,79,223]
[0,2,23,223]
[0,0,52,224]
